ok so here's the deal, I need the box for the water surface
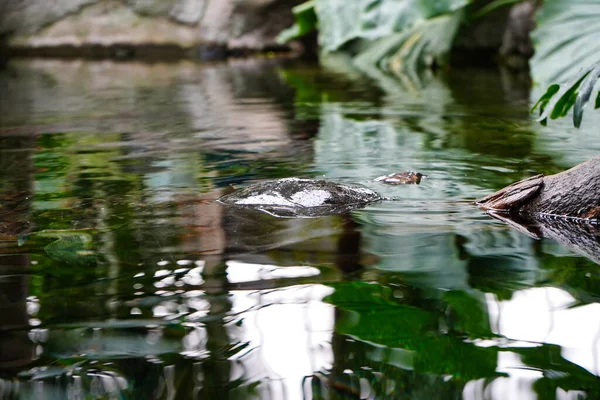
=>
[1,59,599,399]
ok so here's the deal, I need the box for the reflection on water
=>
[1,59,600,399]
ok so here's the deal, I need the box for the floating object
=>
[374,171,424,185]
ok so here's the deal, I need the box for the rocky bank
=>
[0,0,302,59]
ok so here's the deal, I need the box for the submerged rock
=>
[218,178,382,218]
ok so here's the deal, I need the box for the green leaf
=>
[531,83,559,116]
[278,0,472,78]
[531,0,600,84]
[277,0,318,43]
[354,12,463,76]
[315,0,471,52]
[574,62,600,127]
[532,59,600,127]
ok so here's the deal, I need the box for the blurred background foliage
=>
[280,0,600,127]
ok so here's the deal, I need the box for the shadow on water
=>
[1,59,600,399]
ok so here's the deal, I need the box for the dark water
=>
[1,58,600,399]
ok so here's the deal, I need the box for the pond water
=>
[1,58,600,399]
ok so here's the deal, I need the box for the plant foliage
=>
[532,60,600,128]
[531,0,600,127]
[314,0,470,52]
[353,11,463,77]
[278,0,318,44]
[279,0,473,74]
[531,0,600,84]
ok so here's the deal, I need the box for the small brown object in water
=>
[374,171,424,185]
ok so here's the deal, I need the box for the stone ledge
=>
[2,43,295,61]
[1,0,302,59]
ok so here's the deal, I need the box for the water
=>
[1,58,599,399]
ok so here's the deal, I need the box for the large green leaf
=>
[530,0,600,127]
[354,11,463,77]
[315,0,471,52]
[531,0,600,84]
[278,0,472,77]
[532,59,600,127]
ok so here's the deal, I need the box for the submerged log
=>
[476,155,600,222]
[477,155,600,263]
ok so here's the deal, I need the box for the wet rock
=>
[169,0,206,25]
[0,0,97,36]
[451,0,537,68]
[127,0,176,17]
[218,178,382,218]
[499,0,536,68]
[1,0,300,58]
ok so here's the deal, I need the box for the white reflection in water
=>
[229,290,260,316]
[267,266,321,279]
[168,278,335,399]
[181,266,204,285]
[488,287,600,376]
[463,375,537,400]
[226,260,320,283]
[226,261,262,283]
[154,269,171,278]
[225,285,334,400]
[464,375,586,400]
[27,296,40,316]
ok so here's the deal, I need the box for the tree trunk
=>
[476,155,600,221]
[476,155,600,263]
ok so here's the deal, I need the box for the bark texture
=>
[477,156,600,262]
[476,155,600,222]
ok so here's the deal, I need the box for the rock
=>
[499,1,536,69]
[218,178,382,218]
[169,0,206,25]
[454,0,511,52]
[128,0,176,17]
[0,0,302,58]
[0,0,97,36]
[452,0,537,68]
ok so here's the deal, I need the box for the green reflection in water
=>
[1,60,599,399]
